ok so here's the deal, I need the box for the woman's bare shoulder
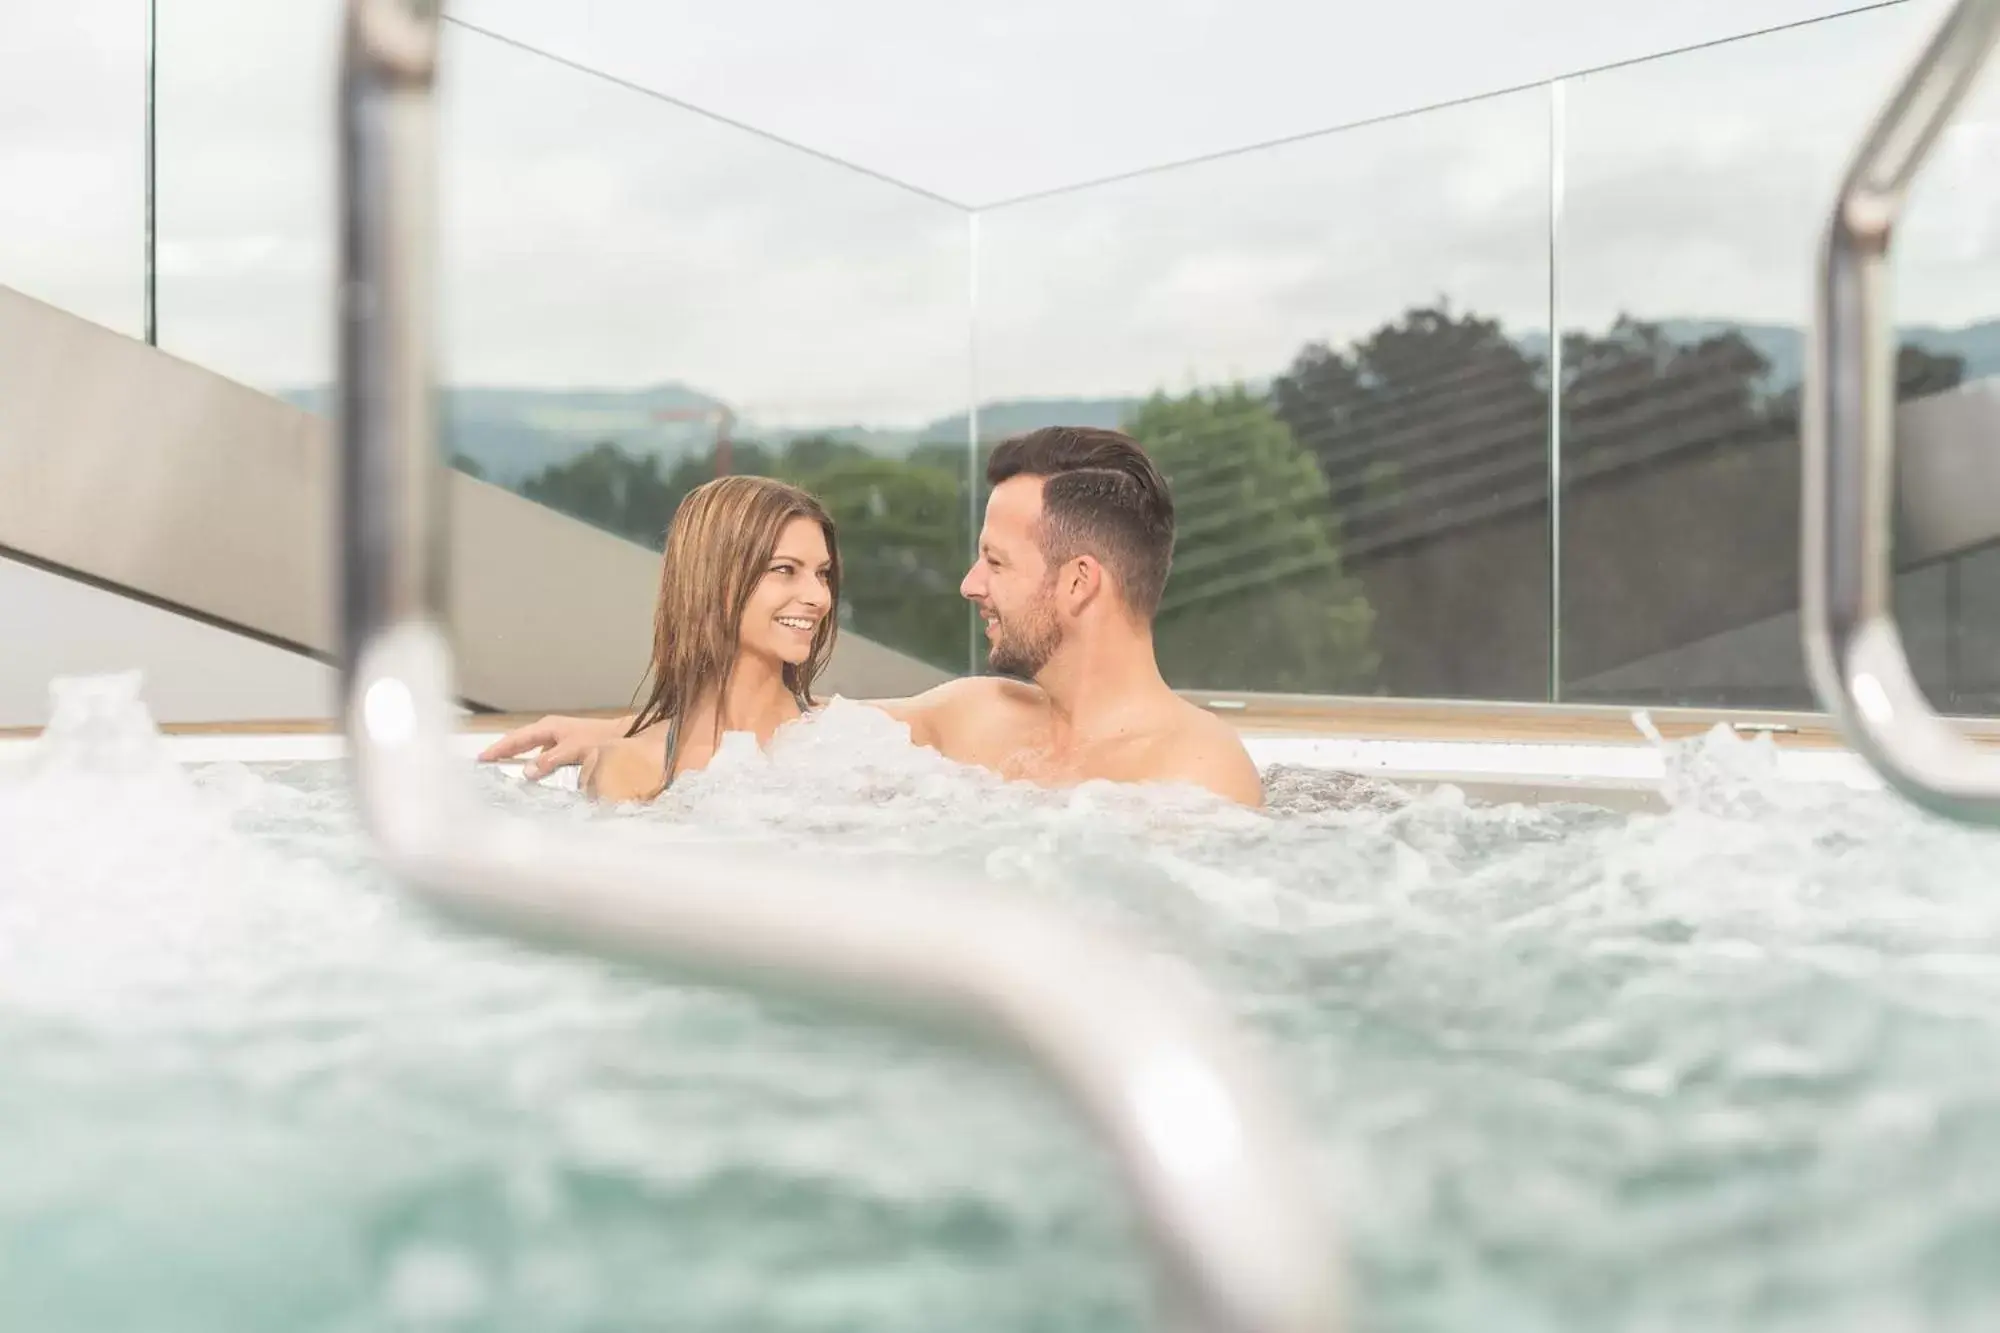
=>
[582,730,669,803]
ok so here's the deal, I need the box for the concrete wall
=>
[1570,547,2000,713]
[0,285,950,725]
[0,556,336,727]
[1350,379,2000,708]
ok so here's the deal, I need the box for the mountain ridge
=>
[279,316,2000,483]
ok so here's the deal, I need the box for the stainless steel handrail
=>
[334,3,1343,1330]
[1804,0,2000,823]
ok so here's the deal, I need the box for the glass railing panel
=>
[149,3,975,714]
[975,88,1554,700]
[1555,1,1955,710]
[434,23,975,699]
[1884,4,2000,717]
[0,2,148,335]
[154,0,339,386]
[0,1,345,731]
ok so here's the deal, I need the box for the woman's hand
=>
[578,743,607,797]
[478,713,633,780]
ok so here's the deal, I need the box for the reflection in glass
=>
[1554,2,1979,710]
[156,6,976,689]
[131,0,2000,715]
[1935,549,2000,713]
[437,25,976,684]
[154,0,340,388]
[1887,19,2000,719]
[978,89,1553,699]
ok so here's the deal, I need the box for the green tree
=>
[1895,343,1966,400]
[518,441,678,542]
[774,433,873,480]
[516,437,971,671]
[1361,458,1403,510]
[1274,301,1548,545]
[1267,305,1805,698]
[1561,317,1771,479]
[790,454,972,671]
[518,440,777,548]
[1127,385,1378,693]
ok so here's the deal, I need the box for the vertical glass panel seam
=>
[965,209,982,677]
[144,0,158,345]
[1548,77,1567,702]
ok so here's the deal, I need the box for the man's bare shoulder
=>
[918,674,1043,707]
[1150,699,1266,808]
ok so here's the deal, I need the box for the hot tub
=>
[3,678,1997,1332]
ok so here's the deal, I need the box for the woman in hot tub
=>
[487,427,1264,807]
[545,474,841,802]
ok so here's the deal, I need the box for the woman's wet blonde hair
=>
[626,474,840,786]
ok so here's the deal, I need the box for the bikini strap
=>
[660,715,682,792]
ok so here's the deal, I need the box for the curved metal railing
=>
[333,3,1344,1329]
[1803,0,2000,823]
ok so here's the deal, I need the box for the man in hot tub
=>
[480,426,1266,809]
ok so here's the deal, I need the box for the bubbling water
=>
[6,674,2000,1333]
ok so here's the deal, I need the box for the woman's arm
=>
[478,713,635,779]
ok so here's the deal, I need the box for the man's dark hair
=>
[986,426,1175,618]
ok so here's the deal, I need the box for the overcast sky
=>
[3,0,1994,426]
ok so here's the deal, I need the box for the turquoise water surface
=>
[5,681,2000,1332]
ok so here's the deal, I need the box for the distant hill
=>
[1652,321,1808,389]
[746,397,1150,458]
[281,384,1148,482]
[920,396,1143,443]
[1519,318,2000,391]
[277,317,1997,486]
[1889,320,2000,381]
[282,382,736,485]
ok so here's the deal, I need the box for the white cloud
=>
[0,1,147,336]
[446,0,1897,206]
[977,86,1555,399]
[435,27,971,424]
[1558,0,2000,330]
[3,0,1994,425]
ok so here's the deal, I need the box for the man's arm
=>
[863,676,1010,756]
[867,696,943,750]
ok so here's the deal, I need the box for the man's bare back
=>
[882,677,1265,808]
